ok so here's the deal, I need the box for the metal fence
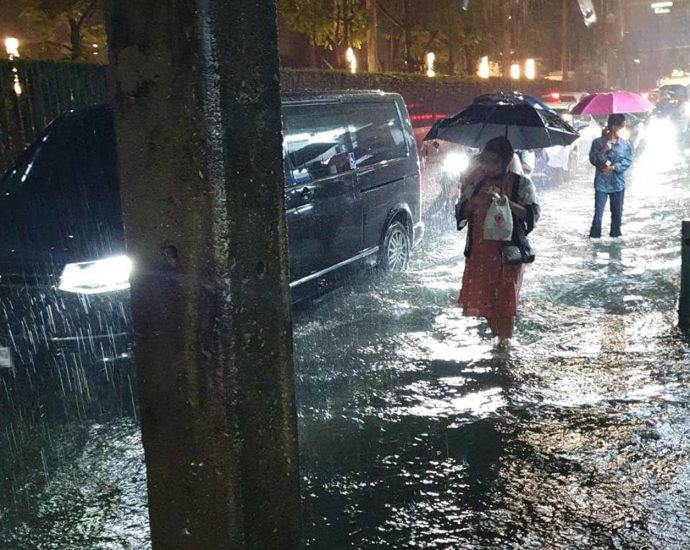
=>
[0,60,109,172]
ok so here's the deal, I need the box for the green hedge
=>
[280,68,561,116]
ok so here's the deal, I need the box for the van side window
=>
[283,105,353,185]
[347,102,408,168]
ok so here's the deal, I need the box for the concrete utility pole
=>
[108,2,300,549]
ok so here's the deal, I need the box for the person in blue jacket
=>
[588,114,633,239]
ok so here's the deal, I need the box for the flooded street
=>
[4,148,690,549]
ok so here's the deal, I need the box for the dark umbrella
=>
[424,92,579,149]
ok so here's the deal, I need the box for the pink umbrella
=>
[570,91,654,115]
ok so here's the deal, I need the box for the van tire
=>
[379,221,410,272]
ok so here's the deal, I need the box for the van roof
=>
[281,90,402,104]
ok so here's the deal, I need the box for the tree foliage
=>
[278,0,523,73]
[280,0,587,76]
[278,0,369,67]
[20,0,106,61]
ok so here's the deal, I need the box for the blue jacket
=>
[588,136,633,193]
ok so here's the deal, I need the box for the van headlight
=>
[443,152,470,176]
[58,255,132,294]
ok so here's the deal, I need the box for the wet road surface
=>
[3,145,690,549]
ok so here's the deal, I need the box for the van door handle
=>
[301,187,314,201]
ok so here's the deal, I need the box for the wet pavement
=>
[3,145,690,549]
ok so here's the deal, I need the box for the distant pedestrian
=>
[544,145,571,185]
[588,114,633,239]
[455,137,540,347]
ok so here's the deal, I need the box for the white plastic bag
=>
[483,195,513,241]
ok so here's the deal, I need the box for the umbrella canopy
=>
[424,93,579,150]
[570,91,654,115]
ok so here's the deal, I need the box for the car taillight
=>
[58,255,132,295]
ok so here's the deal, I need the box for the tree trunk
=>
[448,41,455,75]
[311,29,319,68]
[561,0,568,80]
[335,1,343,67]
[343,0,350,51]
[403,0,414,72]
[502,27,511,77]
[366,0,378,72]
[389,30,397,71]
[68,18,81,60]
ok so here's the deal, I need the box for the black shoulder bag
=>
[502,174,535,265]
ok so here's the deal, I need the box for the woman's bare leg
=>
[486,318,498,337]
[496,317,515,340]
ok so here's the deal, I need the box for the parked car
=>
[541,91,590,115]
[0,91,423,378]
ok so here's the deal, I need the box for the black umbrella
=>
[424,93,580,149]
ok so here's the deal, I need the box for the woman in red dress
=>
[456,137,540,346]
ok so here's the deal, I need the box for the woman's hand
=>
[508,198,527,220]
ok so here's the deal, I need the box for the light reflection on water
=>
[4,156,690,548]
[296,158,690,549]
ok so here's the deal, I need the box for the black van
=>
[0,91,422,372]
[283,91,423,284]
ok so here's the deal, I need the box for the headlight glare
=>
[443,152,470,176]
[58,255,132,295]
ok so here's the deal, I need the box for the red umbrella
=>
[570,91,654,115]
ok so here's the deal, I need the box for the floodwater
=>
[3,144,690,549]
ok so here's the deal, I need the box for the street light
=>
[478,56,490,79]
[4,37,19,58]
[525,58,536,80]
[4,37,23,96]
[577,0,597,26]
[346,47,357,74]
[510,63,521,80]
[425,52,436,78]
[652,1,673,13]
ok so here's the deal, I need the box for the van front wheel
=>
[379,221,410,272]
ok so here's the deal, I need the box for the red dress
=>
[458,179,524,319]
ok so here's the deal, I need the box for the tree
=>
[20,0,106,61]
[278,0,368,68]
[388,0,509,75]
[376,0,444,72]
